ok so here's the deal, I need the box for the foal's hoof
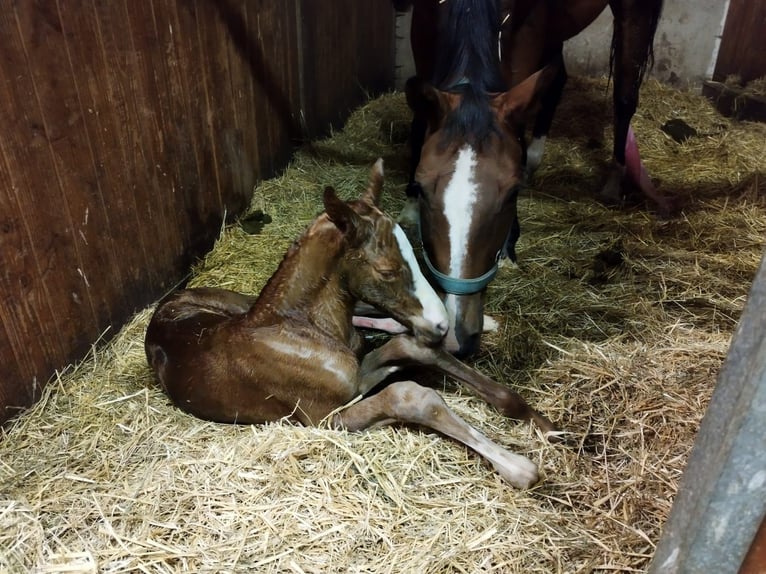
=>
[493,452,540,489]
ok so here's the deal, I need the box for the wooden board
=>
[0,0,394,425]
[705,0,766,121]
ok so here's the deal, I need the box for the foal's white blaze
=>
[392,224,448,330]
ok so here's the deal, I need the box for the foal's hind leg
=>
[332,380,539,489]
[357,336,558,437]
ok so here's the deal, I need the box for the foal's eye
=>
[376,268,399,281]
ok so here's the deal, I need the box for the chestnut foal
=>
[145,160,555,488]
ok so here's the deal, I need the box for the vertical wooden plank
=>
[740,516,766,574]
[712,0,766,83]
[0,2,97,405]
[299,0,394,137]
[648,253,766,573]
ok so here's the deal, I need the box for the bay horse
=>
[144,160,556,489]
[499,0,670,215]
[400,0,556,357]
[397,0,668,357]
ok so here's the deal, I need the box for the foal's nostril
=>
[436,319,449,337]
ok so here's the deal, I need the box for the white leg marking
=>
[351,316,408,334]
[482,315,499,333]
[526,135,547,173]
[398,197,420,226]
[443,146,478,279]
[393,224,448,329]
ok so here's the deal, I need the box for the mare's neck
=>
[248,218,354,341]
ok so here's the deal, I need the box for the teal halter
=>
[421,249,499,295]
[417,219,502,296]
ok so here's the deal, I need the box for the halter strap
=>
[422,248,499,295]
[417,219,502,296]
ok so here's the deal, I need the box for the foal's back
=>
[145,286,359,425]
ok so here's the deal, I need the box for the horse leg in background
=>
[525,52,568,176]
[332,380,540,489]
[602,0,673,217]
[355,335,558,437]
[399,109,428,226]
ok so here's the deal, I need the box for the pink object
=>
[625,125,656,198]
[352,316,409,334]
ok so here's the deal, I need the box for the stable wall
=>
[0,0,394,425]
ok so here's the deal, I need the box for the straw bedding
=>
[2,76,765,573]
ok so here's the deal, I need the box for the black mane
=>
[432,0,507,147]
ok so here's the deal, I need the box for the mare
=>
[398,0,668,357]
[499,0,670,215]
[144,160,557,489]
[400,0,556,357]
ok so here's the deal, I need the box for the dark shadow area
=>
[209,0,303,145]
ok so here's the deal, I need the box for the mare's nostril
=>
[455,333,481,359]
[436,320,449,336]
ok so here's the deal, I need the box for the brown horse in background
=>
[145,160,557,488]
[396,0,668,357]
[499,0,670,215]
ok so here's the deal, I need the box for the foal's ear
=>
[406,76,447,132]
[324,186,364,241]
[361,158,385,206]
[496,63,558,126]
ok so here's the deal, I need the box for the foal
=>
[145,160,555,488]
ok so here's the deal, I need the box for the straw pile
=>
[2,76,765,573]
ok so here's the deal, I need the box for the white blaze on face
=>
[442,145,479,335]
[392,224,448,329]
[443,145,478,279]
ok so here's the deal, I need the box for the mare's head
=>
[406,0,554,356]
[325,159,449,346]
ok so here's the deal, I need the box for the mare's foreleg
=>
[356,335,557,436]
[604,0,672,216]
[526,52,568,175]
[399,90,428,226]
[332,380,540,489]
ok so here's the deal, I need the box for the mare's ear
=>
[496,63,558,127]
[324,186,365,243]
[405,76,447,132]
[361,158,385,206]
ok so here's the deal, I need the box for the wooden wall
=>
[702,0,766,121]
[0,0,394,425]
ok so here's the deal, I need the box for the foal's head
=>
[406,69,554,356]
[326,160,448,345]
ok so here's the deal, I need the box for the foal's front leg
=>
[332,380,540,489]
[357,335,558,437]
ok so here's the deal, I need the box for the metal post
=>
[649,251,766,573]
